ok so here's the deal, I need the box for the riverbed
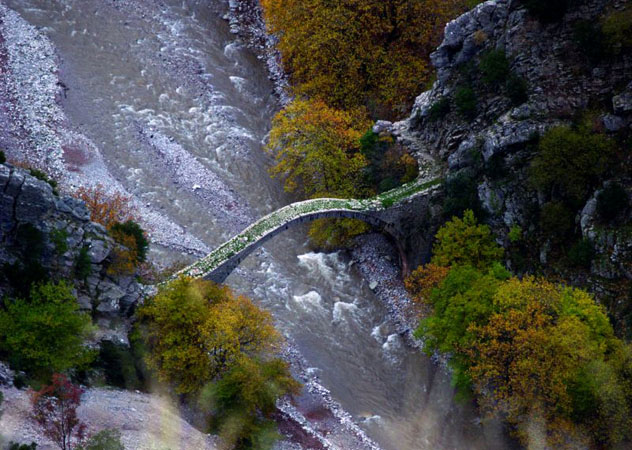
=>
[0,1,513,448]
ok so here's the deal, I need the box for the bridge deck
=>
[175,177,442,280]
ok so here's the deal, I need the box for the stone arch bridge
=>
[176,177,442,284]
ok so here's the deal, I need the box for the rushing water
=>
[4,0,513,448]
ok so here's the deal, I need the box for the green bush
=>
[443,171,485,220]
[76,429,124,450]
[50,228,69,255]
[540,201,574,242]
[602,7,632,52]
[567,238,595,268]
[428,97,451,121]
[530,126,617,206]
[0,151,6,164]
[506,74,528,105]
[573,21,607,63]
[454,86,477,120]
[3,225,48,297]
[109,221,149,263]
[597,183,629,223]
[8,443,37,450]
[522,0,575,23]
[0,281,95,380]
[97,341,142,390]
[75,246,92,280]
[479,49,510,85]
[202,357,300,450]
[13,373,27,389]
[28,169,58,195]
[508,225,523,243]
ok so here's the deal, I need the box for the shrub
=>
[573,21,607,63]
[479,49,510,85]
[0,151,6,164]
[442,171,485,219]
[597,183,628,223]
[454,86,477,120]
[530,126,617,205]
[29,169,58,195]
[508,225,523,243]
[567,238,595,268]
[75,246,92,280]
[405,263,451,304]
[522,0,574,23]
[75,185,137,228]
[8,443,38,450]
[109,221,148,264]
[76,429,124,450]
[506,74,528,105]
[203,357,300,449]
[602,7,632,52]
[97,341,141,390]
[432,210,504,269]
[540,201,575,242]
[31,374,86,450]
[308,218,370,251]
[428,97,451,122]
[0,282,95,379]
[50,229,69,255]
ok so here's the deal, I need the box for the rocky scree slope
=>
[0,163,143,336]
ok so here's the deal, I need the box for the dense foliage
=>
[138,277,298,447]
[530,125,617,207]
[408,211,632,447]
[139,277,282,395]
[30,374,86,450]
[0,282,94,380]
[261,0,470,117]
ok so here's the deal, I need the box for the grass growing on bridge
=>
[177,176,442,279]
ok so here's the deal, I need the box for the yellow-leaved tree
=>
[138,277,281,394]
[261,0,469,117]
[267,98,370,199]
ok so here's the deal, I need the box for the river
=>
[2,0,512,448]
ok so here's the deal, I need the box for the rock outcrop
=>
[378,0,632,330]
[0,163,143,331]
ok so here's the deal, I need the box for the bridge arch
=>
[206,208,405,284]
[174,177,441,284]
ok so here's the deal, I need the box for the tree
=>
[203,357,301,449]
[405,263,450,304]
[530,126,617,206]
[261,0,470,117]
[266,98,370,199]
[431,210,504,269]
[139,278,281,394]
[0,282,94,379]
[30,374,86,450]
[414,264,510,393]
[75,185,137,229]
[76,429,124,450]
[467,278,627,447]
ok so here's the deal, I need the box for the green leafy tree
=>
[530,126,617,205]
[139,278,281,394]
[0,282,94,379]
[76,429,124,450]
[266,99,370,199]
[203,357,300,449]
[431,210,504,269]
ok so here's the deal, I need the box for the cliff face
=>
[386,0,632,331]
[0,163,142,332]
